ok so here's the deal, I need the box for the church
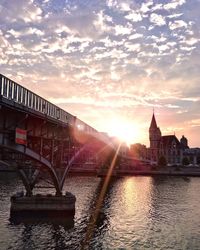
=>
[148,113,189,165]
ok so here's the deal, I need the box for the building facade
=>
[148,113,189,165]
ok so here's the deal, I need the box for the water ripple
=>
[0,174,200,249]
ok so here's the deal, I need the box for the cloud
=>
[99,36,124,48]
[158,44,170,52]
[169,20,187,30]
[163,0,186,10]
[93,10,113,33]
[0,0,42,23]
[119,2,131,12]
[125,12,143,22]
[1,0,200,146]
[140,1,153,13]
[180,46,196,51]
[7,27,44,38]
[151,3,163,11]
[165,104,180,108]
[124,43,141,52]
[150,13,166,26]
[184,37,199,46]
[167,13,183,19]
[129,33,143,40]
[114,24,132,35]
[188,119,200,128]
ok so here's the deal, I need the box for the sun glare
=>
[106,119,141,146]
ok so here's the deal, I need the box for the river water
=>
[0,173,200,250]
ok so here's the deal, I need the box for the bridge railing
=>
[0,74,75,125]
[0,74,114,147]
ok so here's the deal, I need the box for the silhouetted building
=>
[148,113,188,165]
[149,113,162,162]
[180,135,189,150]
[183,148,200,165]
[130,143,147,160]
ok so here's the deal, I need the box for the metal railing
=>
[0,74,74,125]
[0,74,114,147]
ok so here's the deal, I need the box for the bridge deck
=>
[0,74,112,146]
[0,74,86,127]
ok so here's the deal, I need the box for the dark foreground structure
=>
[0,74,117,221]
[10,192,76,217]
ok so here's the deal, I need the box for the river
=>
[0,173,200,249]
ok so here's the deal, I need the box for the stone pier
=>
[10,192,76,223]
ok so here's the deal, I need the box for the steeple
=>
[149,113,157,130]
[149,112,161,149]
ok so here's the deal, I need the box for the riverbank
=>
[1,165,200,177]
[68,167,200,178]
[97,169,200,177]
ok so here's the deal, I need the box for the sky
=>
[0,0,200,147]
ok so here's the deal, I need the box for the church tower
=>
[149,112,161,162]
[180,135,189,149]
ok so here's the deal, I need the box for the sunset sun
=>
[106,119,141,146]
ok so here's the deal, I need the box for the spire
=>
[150,112,157,129]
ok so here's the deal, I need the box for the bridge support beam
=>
[17,169,33,197]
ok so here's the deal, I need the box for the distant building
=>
[119,142,129,157]
[148,113,189,165]
[183,148,200,165]
[130,143,147,160]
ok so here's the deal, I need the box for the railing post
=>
[0,74,2,96]
[17,85,22,103]
[32,95,35,110]
[8,80,12,99]
[26,90,29,106]
[28,92,32,108]
[22,88,26,105]
[3,77,8,97]
[13,83,17,101]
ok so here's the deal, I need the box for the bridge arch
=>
[0,140,114,195]
[0,143,62,195]
[0,73,120,197]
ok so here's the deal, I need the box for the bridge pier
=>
[11,165,76,221]
[10,192,76,222]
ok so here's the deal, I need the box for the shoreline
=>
[1,168,200,178]
[96,170,200,178]
[67,167,200,177]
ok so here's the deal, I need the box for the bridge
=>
[0,74,120,195]
[0,73,153,222]
[0,73,123,219]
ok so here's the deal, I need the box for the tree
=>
[158,156,167,167]
[182,157,190,166]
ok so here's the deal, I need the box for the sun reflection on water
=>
[106,177,154,246]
